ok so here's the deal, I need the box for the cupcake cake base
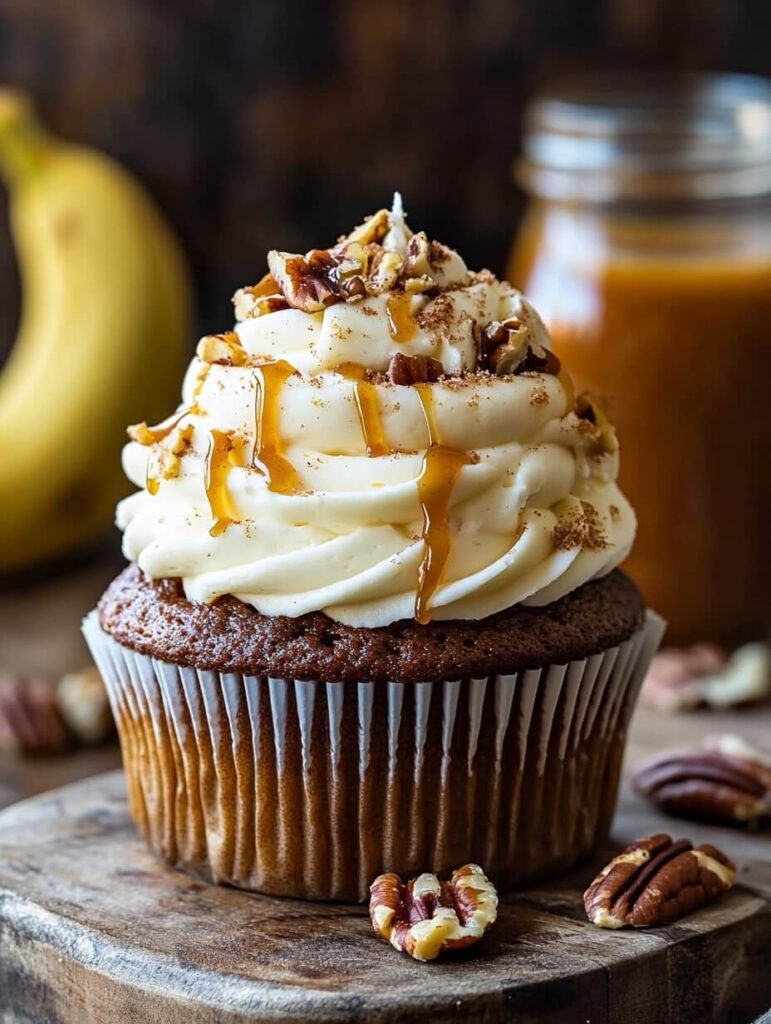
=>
[85,566,663,901]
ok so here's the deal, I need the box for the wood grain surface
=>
[0,770,769,1024]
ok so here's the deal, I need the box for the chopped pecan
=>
[584,833,735,929]
[369,864,498,961]
[347,208,390,246]
[232,275,284,320]
[0,676,69,756]
[483,318,527,372]
[368,248,404,293]
[575,392,619,457]
[254,294,291,316]
[519,344,562,376]
[267,245,369,313]
[404,230,431,278]
[196,331,250,366]
[483,318,561,376]
[388,352,444,385]
[633,735,771,826]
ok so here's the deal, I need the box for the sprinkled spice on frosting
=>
[119,195,635,627]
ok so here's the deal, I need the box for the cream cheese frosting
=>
[118,195,635,627]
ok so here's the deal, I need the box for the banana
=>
[0,91,193,574]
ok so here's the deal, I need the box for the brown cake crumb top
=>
[98,564,645,684]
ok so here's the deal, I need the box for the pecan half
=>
[369,864,498,961]
[388,352,444,385]
[0,677,69,756]
[633,735,771,826]
[584,833,735,929]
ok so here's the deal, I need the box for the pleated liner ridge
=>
[83,610,664,902]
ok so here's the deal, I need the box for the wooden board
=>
[0,772,770,1023]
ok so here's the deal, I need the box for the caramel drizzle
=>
[191,363,212,409]
[413,384,471,624]
[335,362,390,457]
[386,293,416,343]
[131,407,191,447]
[146,456,160,496]
[139,365,212,496]
[204,429,245,536]
[253,360,302,493]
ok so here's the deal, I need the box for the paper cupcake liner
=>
[83,610,664,901]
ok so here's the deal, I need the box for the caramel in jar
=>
[511,206,771,645]
[513,73,771,644]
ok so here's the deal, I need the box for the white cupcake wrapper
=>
[83,609,664,901]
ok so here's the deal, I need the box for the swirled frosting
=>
[118,196,635,627]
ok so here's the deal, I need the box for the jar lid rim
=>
[520,71,771,201]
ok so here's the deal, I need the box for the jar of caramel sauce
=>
[510,74,771,646]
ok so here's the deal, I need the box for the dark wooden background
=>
[0,0,769,347]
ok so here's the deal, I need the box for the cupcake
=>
[84,195,663,901]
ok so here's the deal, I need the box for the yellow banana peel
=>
[0,90,193,574]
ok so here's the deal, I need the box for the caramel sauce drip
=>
[146,454,160,496]
[253,360,302,493]
[413,383,471,623]
[415,383,438,446]
[137,365,212,495]
[131,365,210,451]
[128,407,191,447]
[415,445,471,624]
[335,362,390,457]
[386,293,416,343]
[205,429,245,536]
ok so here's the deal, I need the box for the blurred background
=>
[0,0,770,800]
[1,0,771,335]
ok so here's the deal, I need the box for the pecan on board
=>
[634,735,771,827]
[584,833,735,929]
[369,864,498,961]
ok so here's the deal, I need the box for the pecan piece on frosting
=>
[369,864,498,961]
[196,331,250,366]
[387,352,444,385]
[483,318,561,376]
[575,392,619,458]
[633,734,771,827]
[267,245,369,313]
[346,207,390,246]
[584,833,735,929]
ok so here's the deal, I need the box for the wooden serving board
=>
[0,771,770,1024]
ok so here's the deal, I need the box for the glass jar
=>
[510,73,771,646]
